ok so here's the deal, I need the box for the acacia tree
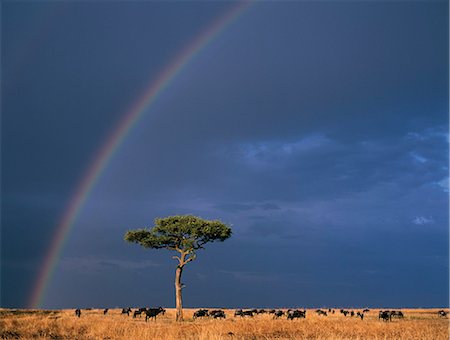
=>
[124,215,232,321]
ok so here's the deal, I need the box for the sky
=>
[1,0,448,309]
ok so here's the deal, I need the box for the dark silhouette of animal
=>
[121,308,132,316]
[103,309,108,315]
[210,310,226,319]
[268,309,276,314]
[350,311,355,317]
[438,310,448,317]
[75,309,81,318]
[356,312,364,320]
[379,310,392,322]
[391,311,404,319]
[133,307,147,318]
[272,310,284,319]
[193,309,209,319]
[316,309,327,316]
[287,309,306,320]
[340,309,349,317]
[145,307,165,322]
[235,309,254,317]
[258,309,267,314]
[363,309,370,313]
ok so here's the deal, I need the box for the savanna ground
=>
[0,308,448,339]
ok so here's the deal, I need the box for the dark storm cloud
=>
[2,1,448,308]
[147,1,447,143]
[213,202,281,213]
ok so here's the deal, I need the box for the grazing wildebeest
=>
[210,310,226,319]
[356,312,364,320]
[258,309,267,314]
[287,309,306,320]
[235,309,254,317]
[273,310,285,319]
[268,309,276,314]
[316,309,327,316]
[75,309,81,318]
[379,310,392,322]
[134,307,147,318]
[121,308,132,316]
[363,309,370,313]
[103,309,108,315]
[391,311,404,319]
[438,310,448,318]
[340,309,349,317]
[193,309,209,319]
[145,307,165,322]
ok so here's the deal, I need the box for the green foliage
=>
[124,215,232,254]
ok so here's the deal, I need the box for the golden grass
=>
[0,308,448,339]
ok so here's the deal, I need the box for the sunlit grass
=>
[0,308,448,339]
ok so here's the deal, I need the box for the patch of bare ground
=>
[0,308,448,339]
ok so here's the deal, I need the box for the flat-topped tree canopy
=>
[124,215,232,252]
[124,215,232,321]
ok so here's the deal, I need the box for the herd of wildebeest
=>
[73,307,449,321]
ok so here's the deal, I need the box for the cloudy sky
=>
[2,0,448,309]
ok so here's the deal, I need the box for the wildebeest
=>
[134,307,147,318]
[121,308,132,316]
[287,309,306,320]
[210,310,226,319]
[193,309,209,319]
[273,310,285,319]
[103,309,108,315]
[234,309,254,317]
[391,311,404,319]
[268,309,276,314]
[438,310,448,318]
[145,307,165,322]
[316,309,327,316]
[258,309,267,314]
[363,309,370,313]
[350,311,355,317]
[75,309,81,318]
[356,312,364,320]
[340,309,349,317]
[379,310,392,322]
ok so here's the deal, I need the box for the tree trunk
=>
[175,264,184,321]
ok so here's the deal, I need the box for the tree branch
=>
[185,253,197,264]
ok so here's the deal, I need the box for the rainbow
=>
[29,0,253,309]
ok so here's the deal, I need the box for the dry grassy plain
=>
[0,308,448,339]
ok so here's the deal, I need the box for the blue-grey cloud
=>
[2,1,447,309]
